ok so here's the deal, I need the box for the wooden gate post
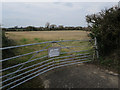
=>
[95,37,99,59]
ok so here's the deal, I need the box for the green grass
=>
[20,38,29,44]
[34,38,42,42]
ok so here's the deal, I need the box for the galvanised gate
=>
[0,39,97,89]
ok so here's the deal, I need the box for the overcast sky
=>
[2,2,117,28]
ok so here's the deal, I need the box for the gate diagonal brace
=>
[56,42,76,52]
[7,43,51,79]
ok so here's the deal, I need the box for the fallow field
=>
[6,31,90,44]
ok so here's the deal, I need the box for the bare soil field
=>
[6,31,90,41]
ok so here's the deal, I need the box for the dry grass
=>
[5,30,91,56]
[6,31,90,41]
[5,30,92,61]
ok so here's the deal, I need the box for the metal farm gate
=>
[0,39,97,89]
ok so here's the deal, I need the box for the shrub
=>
[2,30,16,59]
[86,6,120,56]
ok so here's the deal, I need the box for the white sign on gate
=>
[48,47,61,57]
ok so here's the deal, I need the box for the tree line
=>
[2,24,89,31]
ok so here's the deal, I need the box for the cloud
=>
[86,5,101,14]
[86,2,117,15]
[2,2,117,27]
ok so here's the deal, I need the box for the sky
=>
[1,2,118,28]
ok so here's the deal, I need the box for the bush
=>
[86,6,120,56]
[2,30,16,59]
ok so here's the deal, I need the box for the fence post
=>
[95,37,99,59]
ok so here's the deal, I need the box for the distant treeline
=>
[2,26,90,31]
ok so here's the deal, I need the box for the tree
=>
[14,26,18,29]
[45,22,50,28]
[86,6,120,56]
[50,24,57,29]
[58,25,64,30]
[25,26,37,31]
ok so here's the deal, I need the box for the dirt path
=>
[39,63,118,88]
[16,63,119,88]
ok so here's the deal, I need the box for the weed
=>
[34,38,39,41]
[20,38,28,43]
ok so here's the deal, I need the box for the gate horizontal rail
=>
[2,57,91,88]
[0,39,93,50]
[2,55,90,83]
[1,39,94,89]
[10,60,91,89]
[1,52,90,72]
[1,46,89,62]
[1,53,90,79]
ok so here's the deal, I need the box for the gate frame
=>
[0,39,95,89]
